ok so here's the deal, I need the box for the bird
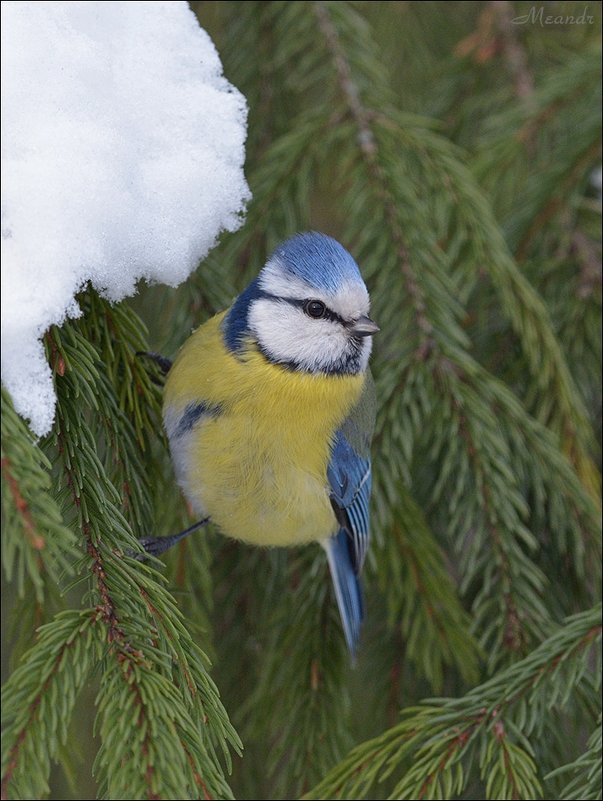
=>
[139,232,378,655]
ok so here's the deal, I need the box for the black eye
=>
[304,300,327,319]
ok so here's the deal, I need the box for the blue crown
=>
[272,232,363,293]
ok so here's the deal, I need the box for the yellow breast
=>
[163,312,364,547]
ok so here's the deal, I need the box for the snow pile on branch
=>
[1,0,250,436]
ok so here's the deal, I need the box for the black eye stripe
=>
[322,306,346,325]
[258,290,347,325]
[295,298,345,324]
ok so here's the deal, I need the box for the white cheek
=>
[249,300,352,372]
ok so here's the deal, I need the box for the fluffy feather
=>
[160,232,377,655]
[164,313,365,546]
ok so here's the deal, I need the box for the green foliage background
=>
[2,2,601,799]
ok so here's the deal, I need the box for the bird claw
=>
[136,351,173,376]
[126,536,169,562]
[129,519,211,561]
[136,535,174,559]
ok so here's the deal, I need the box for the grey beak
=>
[350,315,380,337]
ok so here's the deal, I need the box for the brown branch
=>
[316,624,600,799]
[571,228,602,299]
[310,658,321,692]
[81,520,158,799]
[313,1,435,359]
[86,548,162,801]
[417,622,599,797]
[490,713,521,800]
[83,540,161,800]
[44,330,66,377]
[1,457,45,551]
[139,586,196,695]
[55,403,159,797]
[491,1,535,102]
[489,6,601,287]
[417,722,477,800]
[182,740,213,801]
[1,650,65,800]
[389,653,402,727]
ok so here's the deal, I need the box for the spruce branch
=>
[304,604,601,800]
[1,390,78,602]
[330,132,547,661]
[314,1,435,358]
[374,476,481,690]
[11,298,240,799]
[515,138,601,262]
[313,0,597,483]
[469,47,601,459]
[308,3,539,661]
[546,718,602,801]
[247,548,351,798]
[2,454,44,552]
[1,610,102,800]
[303,1,599,657]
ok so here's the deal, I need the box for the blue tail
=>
[323,530,364,657]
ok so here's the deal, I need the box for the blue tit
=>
[142,232,378,655]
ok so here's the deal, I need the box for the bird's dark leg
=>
[136,351,173,376]
[136,517,211,559]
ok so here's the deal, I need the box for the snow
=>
[1,1,250,437]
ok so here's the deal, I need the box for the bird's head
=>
[223,232,378,375]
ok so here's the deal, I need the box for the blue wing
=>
[325,429,372,656]
[327,431,372,572]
